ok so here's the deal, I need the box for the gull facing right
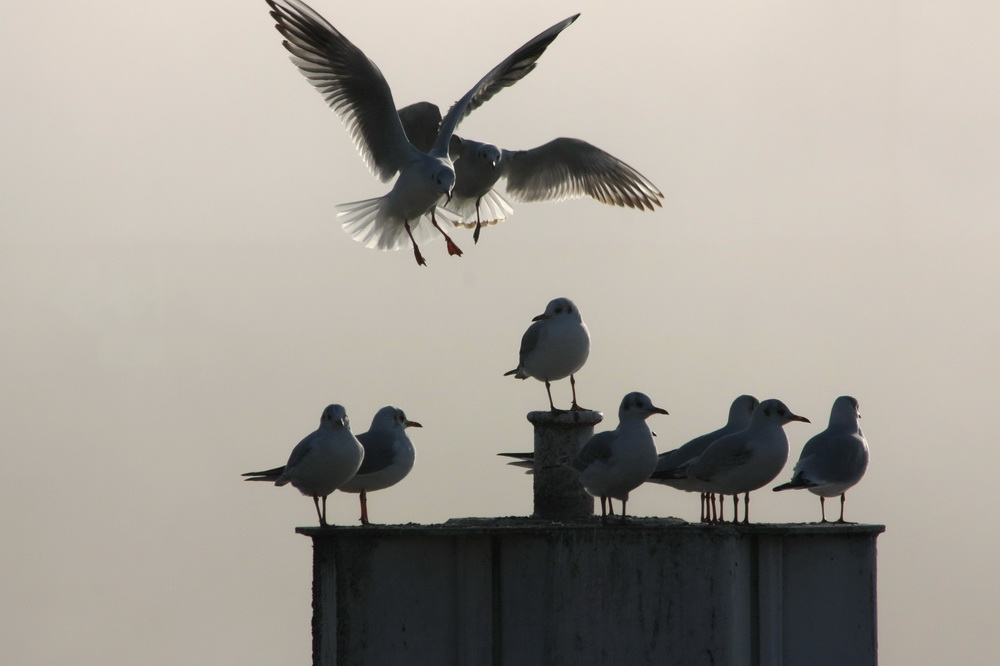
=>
[504,297,590,412]
[339,406,422,526]
[773,395,870,523]
[570,392,668,523]
[647,394,759,522]
[686,399,809,524]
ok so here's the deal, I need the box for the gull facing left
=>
[773,396,870,523]
[266,0,578,265]
[570,392,668,523]
[339,406,422,526]
[242,404,364,527]
[504,297,590,412]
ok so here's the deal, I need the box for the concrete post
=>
[525,409,603,519]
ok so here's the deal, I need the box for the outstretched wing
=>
[268,0,417,181]
[433,14,579,155]
[502,138,663,210]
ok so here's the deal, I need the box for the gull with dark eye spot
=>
[398,101,663,243]
[569,392,668,524]
[504,297,590,412]
[686,399,810,524]
[242,404,364,527]
[647,395,759,523]
[266,0,577,265]
[339,406,422,526]
[773,396,870,523]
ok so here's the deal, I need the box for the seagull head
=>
[532,297,583,322]
[619,392,669,420]
[829,395,861,428]
[754,399,809,426]
[477,143,502,170]
[320,404,350,430]
[371,406,423,432]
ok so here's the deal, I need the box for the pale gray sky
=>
[2,1,998,664]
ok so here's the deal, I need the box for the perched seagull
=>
[773,396,870,523]
[504,297,591,412]
[687,399,809,524]
[397,101,663,242]
[339,406,422,526]
[570,392,668,523]
[647,394,759,523]
[266,0,578,265]
[242,404,364,527]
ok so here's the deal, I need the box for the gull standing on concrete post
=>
[266,0,578,264]
[773,396,870,523]
[242,404,365,527]
[570,392,668,523]
[505,297,590,412]
[687,399,809,524]
[647,395,759,522]
[397,102,663,243]
[339,406,422,526]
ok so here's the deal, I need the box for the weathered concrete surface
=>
[298,518,884,666]
[525,410,603,519]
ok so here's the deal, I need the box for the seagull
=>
[397,102,663,242]
[242,404,364,527]
[647,394,759,523]
[773,396,870,523]
[570,392,667,523]
[266,0,578,265]
[339,406,422,526]
[686,399,809,524]
[504,297,591,412]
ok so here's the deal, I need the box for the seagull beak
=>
[406,420,423,428]
[791,414,810,423]
[652,406,669,416]
[531,313,549,322]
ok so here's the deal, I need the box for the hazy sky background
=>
[3,1,998,663]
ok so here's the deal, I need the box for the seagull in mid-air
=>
[686,399,809,524]
[242,404,364,527]
[398,101,663,242]
[504,297,590,412]
[773,395,870,523]
[647,394,759,522]
[339,406,422,526]
[266,0,578,265]
[570,392,668,523]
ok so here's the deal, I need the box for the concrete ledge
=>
[298,518,884,666]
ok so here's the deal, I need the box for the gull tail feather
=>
[446,189,513,228]
[336,197,444,251]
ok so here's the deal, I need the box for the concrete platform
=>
[297,517,885,666]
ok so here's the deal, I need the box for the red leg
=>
[404,220,427,266]
[359,490,370,526]
[431,210,463,256]
[820,496,829,523]
[742,492,750,524]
